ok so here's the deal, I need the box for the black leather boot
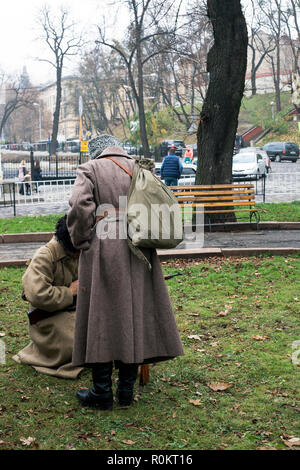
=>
[116,362,139,407]
[76,362,113,410]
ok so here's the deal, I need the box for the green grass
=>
[238,92,292,128]
[0,202,299,236]
[1,256,300,450]
[0,214,64,234]
[257,202,300,222]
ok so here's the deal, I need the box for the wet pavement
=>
[1,230,299,262]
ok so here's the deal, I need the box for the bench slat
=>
[178,201,256,208]
[175,190,255,196]
[184,209,258,214]
[177,195,255,202]
[172,184,255,190]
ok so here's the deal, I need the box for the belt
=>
[28,301,77,326]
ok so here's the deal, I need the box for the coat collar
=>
[48,236,68,261]
[97,146,132,159]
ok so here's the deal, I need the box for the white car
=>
[232,152,266,178]
[238,147,271,172]
[155,163,197,186]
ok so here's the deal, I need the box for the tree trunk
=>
[136,30,150,158]
[196,0,248,187]
[250,44,257,95]
[275,38,281,112]
[51,66,62,156]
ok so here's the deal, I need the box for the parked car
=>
[232,152,266,178]
[122,143,138,155]
[159,140,186,158]
[239,147,271,172]
[262,142,299,162]
[155,162,196,186]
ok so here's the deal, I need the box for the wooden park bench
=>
[171,183,260,231]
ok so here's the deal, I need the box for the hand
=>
[69,280,79,296]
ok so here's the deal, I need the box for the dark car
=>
[159,140,185,158]
[262,142,299,162]
[122,143,138,155]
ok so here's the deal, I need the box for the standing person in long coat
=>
[67,134,184,410]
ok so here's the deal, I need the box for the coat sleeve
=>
[67,164,96,250]
[22,247,74,312]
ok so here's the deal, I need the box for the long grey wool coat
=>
[67,146,184,366]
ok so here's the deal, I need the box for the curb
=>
[0,232,53,244]
[1,247,299,268]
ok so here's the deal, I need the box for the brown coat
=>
[67,146,184,366]
[12,237,83,379]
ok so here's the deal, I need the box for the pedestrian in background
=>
[160,145,183,186]
[18,160,26,195]
[184,145,194,164]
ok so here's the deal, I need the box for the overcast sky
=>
[0,0,125,85]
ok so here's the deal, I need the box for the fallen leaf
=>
[122,440,136,445]
[209,382,233,392]
[172,412,177,418]
[20,437,36,447]
[282,437,300,448]
[189,399,202,406]
[231,404,241,411]
[252,335,269,341]
[217,311,227,317]
[0,332,5,337]
[20,396,30,402]
[111,430,116,436]
[187,335,203,341]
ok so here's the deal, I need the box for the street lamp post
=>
[270,101,275,121]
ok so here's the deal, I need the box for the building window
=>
[75,124,79,136]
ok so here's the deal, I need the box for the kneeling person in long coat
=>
[13,216,83,379]
[67,134,184,410]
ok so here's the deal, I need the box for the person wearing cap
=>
[67,134,184,411]
[160,145,183,187]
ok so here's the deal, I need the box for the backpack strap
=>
[104,157,133,177]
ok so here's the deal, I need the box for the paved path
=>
[1,230,300,262]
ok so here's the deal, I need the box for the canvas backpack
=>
[104,157,183,269]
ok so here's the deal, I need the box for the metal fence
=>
[1,172,300,218]
[0,153,89,180]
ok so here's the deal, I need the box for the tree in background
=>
[38,6,83,155]
[196,0,248,186]
[0,70,37,140]
[96,0,181,157]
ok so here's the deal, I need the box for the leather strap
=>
[104,157,133,177]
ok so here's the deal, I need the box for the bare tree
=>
[38,6,83,155]
[256,0,288,112]
[96,0,181,158]
[0,71,37,139]
[196,0,248,188]
[281,0,300,75]
[246,0,276,95]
